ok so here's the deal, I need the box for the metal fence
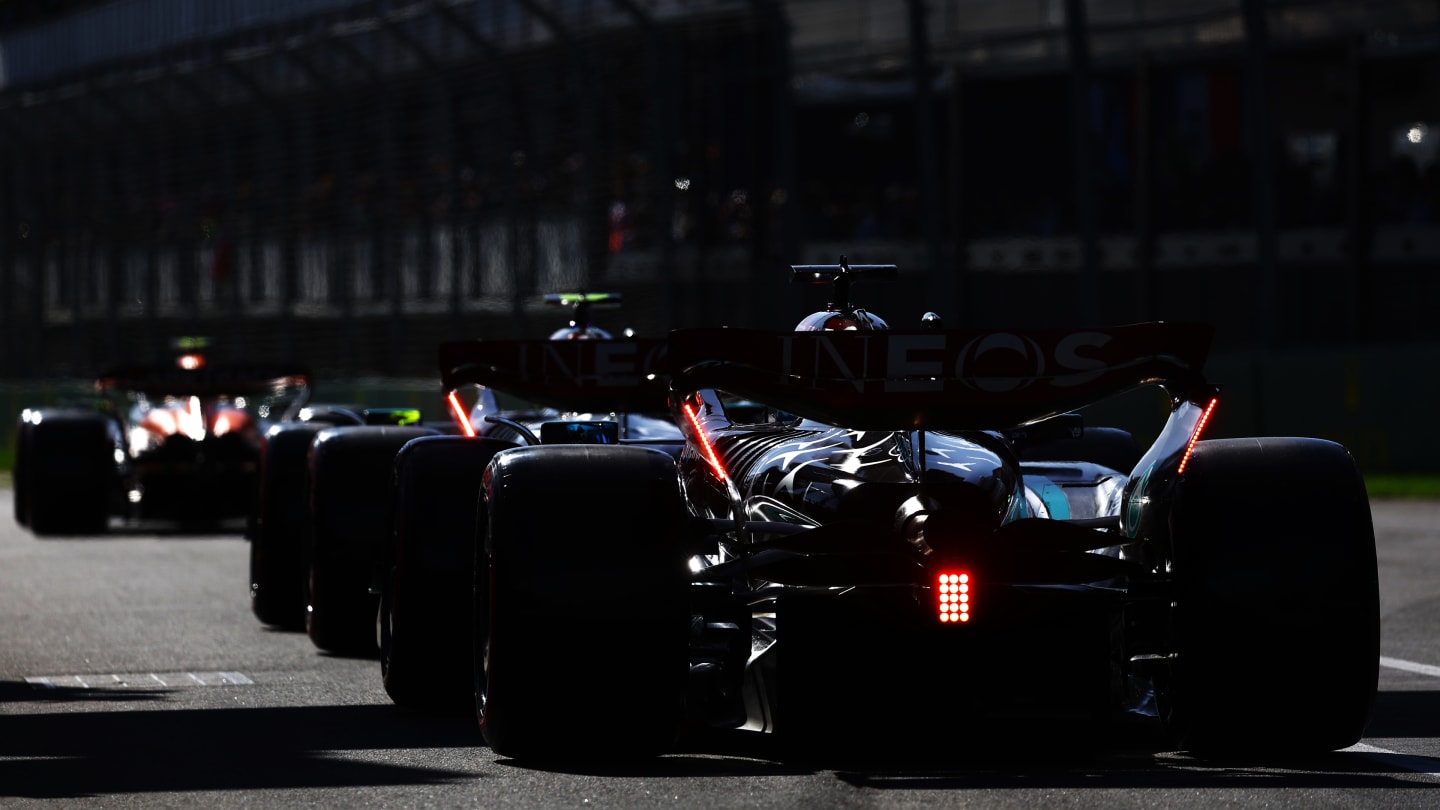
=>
[2,0,1439,381]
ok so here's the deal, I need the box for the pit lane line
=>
[1339,656,1440,781]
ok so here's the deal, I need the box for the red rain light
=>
[682,401,728,482]
[936,572,972,623]
[1176,398,1218,475]
[447,390,477,438]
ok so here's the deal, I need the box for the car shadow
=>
[2,686,1435,798]
[0,699,483,799]
[29,519,248,540]
[501,690,1440,790]
[1363,689,1440,738]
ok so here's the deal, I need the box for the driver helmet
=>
[794,309,890,332]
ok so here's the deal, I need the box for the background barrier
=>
[4,342,1435,473]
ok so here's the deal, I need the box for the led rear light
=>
[682,401,728,482]
[181,396,206,440]
[1176,397,1218,475]
[447,390,476,438]
[936,572,971,624]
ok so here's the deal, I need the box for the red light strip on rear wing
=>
[1176,397,1218,475]
[682,401,728,482]
[447,390,477,438]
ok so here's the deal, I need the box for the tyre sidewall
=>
[1162,437,1379,756]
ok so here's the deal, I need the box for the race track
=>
[1,494,1438,809]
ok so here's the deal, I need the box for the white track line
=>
[24,671,255,689]
[1380,656,1440,678]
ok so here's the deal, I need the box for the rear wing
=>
[667,322,1213,430]
[96,364,312,399]
[438,338,669,414]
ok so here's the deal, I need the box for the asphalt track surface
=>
[1,494,1438,809]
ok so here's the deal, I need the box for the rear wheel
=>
[307,426,436,655]
[381,436,512,714]
[1160,437,1379,756]
[26,411,115,536]
[250,422,328,629]
[13,414,33,528]
[476,445,689,761]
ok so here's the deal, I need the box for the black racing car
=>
[12,349,310,535]
[268,293,675,661]
[460,261,1378,762]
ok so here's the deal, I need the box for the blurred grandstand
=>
[0,0,1437,381]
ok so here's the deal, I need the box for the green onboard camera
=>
[361,408,422,427]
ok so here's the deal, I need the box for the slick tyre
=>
[307,426,436,655]
[381,436,512,714]
[26,411,114,536]
[13,414,33,528]
[250,422,329,629]
[1162,437,1379,757]
[476,445,689,762]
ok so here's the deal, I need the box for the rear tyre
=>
[307,426,436,655]
[381,436,512,714]
[13,414,33,528]
[27,411,115,536]
[476,445,689,761]
[250,422,328,629]
[1161,437,1379,757]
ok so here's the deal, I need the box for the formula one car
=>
[379,292,680,711]
[13,347,311,535]
[462,261,1378,762]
